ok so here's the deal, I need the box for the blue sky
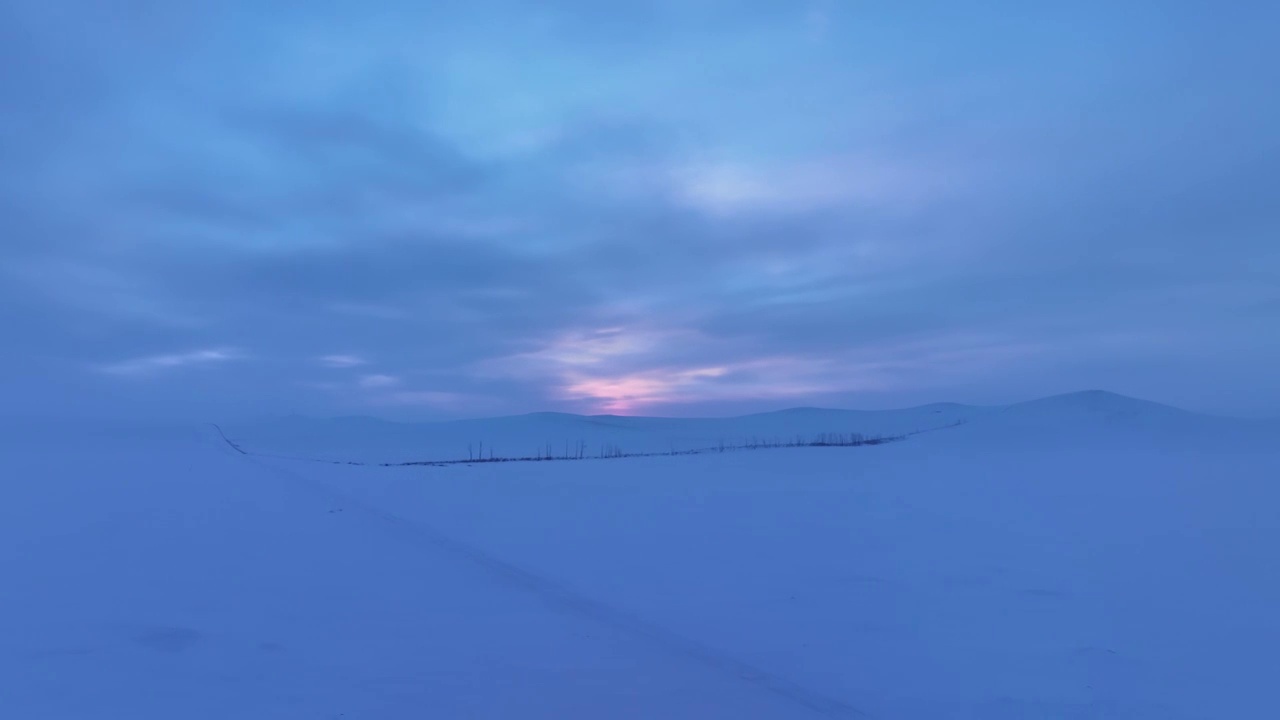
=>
[2,0,1277,420]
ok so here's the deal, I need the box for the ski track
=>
[217,430,866,718]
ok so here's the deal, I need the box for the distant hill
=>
[220,390,1277,465]
[222,402,988,463]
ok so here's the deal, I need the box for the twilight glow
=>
[1,1,1277,420]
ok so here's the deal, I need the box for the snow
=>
[2,392,1278,718]
[222,402,988,464]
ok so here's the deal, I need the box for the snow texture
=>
[2,391,1278,718]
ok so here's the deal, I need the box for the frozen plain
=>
[2,391,1278,718]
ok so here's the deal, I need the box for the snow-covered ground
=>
[3,392,1278,718]
[221,402,986,464]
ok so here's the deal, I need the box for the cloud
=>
[510,327,680,367]
[560,357,866,414]
[670,155,961,217]
[357,373,400,388]
[318,355,368,368]
[99,348,244,376]
[480,323,1054,414]
[6,259,205,329]
[1,0,1277,419]
[561,366,728,413]
[481,326,841,413]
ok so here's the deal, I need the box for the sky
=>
[1,0,1277,421]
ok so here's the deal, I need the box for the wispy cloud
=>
[561,357,867,414]
[357,373,400,388]
[481,324,1050,414]
[512,327,686,367]
[671,155,960,217]
[99,348,244,376]
[318,354,368,368]
[480,326,853,413]
[562,366,730,413]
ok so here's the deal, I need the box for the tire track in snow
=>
[217,430,867,718]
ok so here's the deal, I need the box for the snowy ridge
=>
[221,390,1276,464]
[923,389,1280,450]
[223,401,988,464]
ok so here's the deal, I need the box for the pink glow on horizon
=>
[558,356,863,415]
[564,367,729,414]
[480,324,1039,416]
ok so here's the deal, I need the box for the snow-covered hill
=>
[222,401,989,464]
[3,391,1277,718]
[221,390,1276,464]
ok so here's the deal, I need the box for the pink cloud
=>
[561,356,883,414]
[564,366,729,413]
[478,323,1046,415]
